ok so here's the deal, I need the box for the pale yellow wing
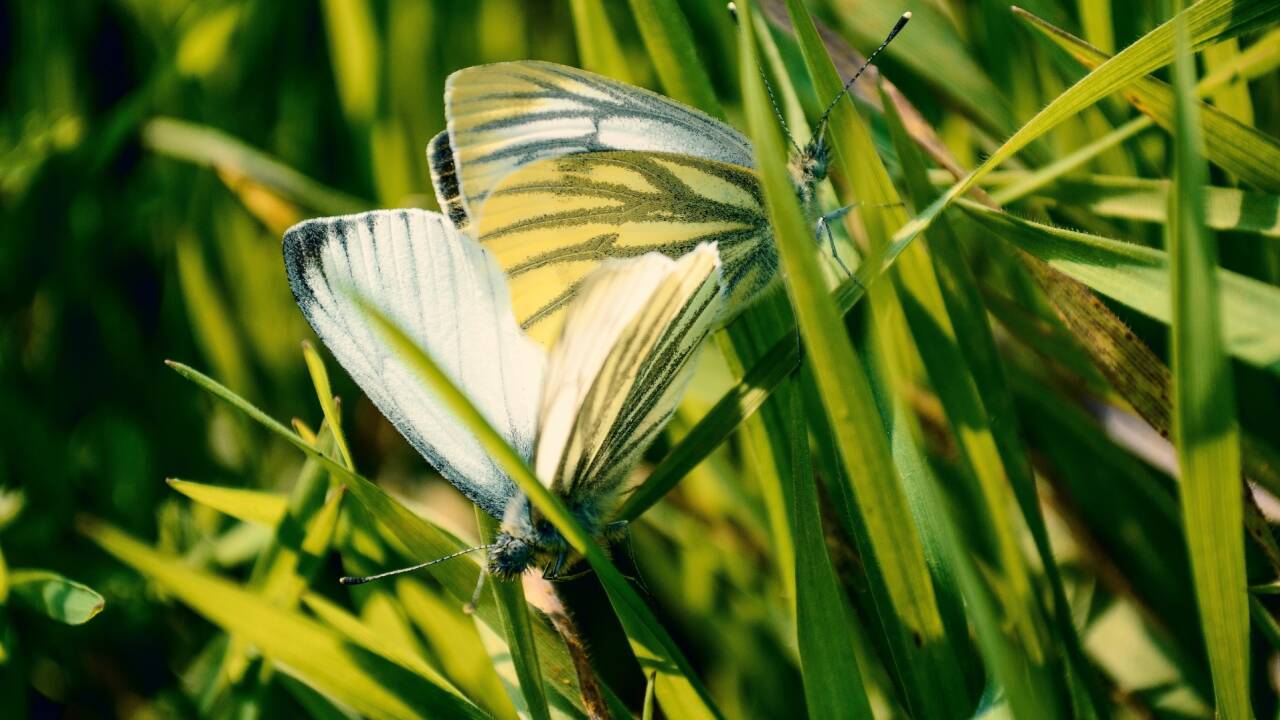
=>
[443,60,755,229]
[477,150,777,347]
[535,244,724,502]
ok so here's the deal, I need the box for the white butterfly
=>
[284,209,724,577]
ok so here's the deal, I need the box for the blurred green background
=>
[3,0,1280,717]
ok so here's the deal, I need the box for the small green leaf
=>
[8,570,103,625]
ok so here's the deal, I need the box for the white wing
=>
[441,60,755,227]
[283,209,545,518]
[535,244,724,505]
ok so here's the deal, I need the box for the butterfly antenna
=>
[339,544,493,586]
[727,2,804,157]
[815,11,911,140]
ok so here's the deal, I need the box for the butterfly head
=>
[793,134,831,201]
[489,496,573,579]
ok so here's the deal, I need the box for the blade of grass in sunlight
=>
[475,509,551,720]
[785,386,874,720]
[1168,12,1249,717]
[739,1,951,705]
[142,118,370,215]
[301,341,355,470]
[626,0,723,117]
[959,201,1280,373]
[1017,7,1280,193]
[568,0,635,83]
[319,0,377,126]
[884,0,1280,287]
[163,360,593,715]
[166,479,288,527]
[82,519,486,720]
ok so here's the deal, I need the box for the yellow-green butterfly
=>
[430,13,910,346]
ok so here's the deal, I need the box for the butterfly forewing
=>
[536,245,724,505]
[443,60,755,227]
[477,150,775,346]
[283,209,545,517]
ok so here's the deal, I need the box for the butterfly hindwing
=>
[535,244,724,506]
[477,150,776,346]
[283,209,545,517]
[443,60,755,228]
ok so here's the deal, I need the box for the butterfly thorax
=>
[488,495,609,579]
[790,136,830,221]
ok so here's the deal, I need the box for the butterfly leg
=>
[543,551,568,580]
[816,205,856,277]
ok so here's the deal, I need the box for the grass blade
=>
[82,519,485,720]
[626,0,723,117]
[475,509,551,720]
[568,0,636,83]
[142,118,369,215]
[741,0,948,690]
[167,479,288,527]
[164,360,596,715]
[1168,11,1249,717]
[959,201,1280,373]
[1018,7,1280,193]
[785,385,874,719]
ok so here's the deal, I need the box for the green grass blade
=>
[741,0,947,681]
[167,479,288,527]
[8,570,104,625]
[142,118,369,215]
[82,519,485,720]
[352,301,723,719]
[1029,175,1280,237]
[319,0,378,126]
[302,341,355,470]
[300,592,459,692]
[626,0,723,117]
[1168,11,1249,717]
[882,83,1108,717]
[476,509,551,720]
[568,0,636,83]
[886,0,1280,279]
[1018,7,1280,193]
[164,359,594,715]
[959,201,1280,373]
[786,386,874,719]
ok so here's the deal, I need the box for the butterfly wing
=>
[476,150,776,346]
[283,209,545,518]
[441,60,755,228]
[535,244,724,506]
